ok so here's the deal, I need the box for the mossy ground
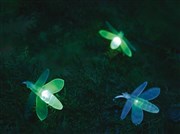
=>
[0,0,179,133]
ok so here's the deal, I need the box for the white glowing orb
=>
[110,36,122,49]
[134,99,139,104]
[41,90,50,101]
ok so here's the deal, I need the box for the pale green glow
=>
[110,36,122,49]
[120,39,132,57]
[40,89,63,110]
[99,30,116,40]
[99,22,135,57]
[23,69,64,121]
[41,90,50,100]
[36,96,47,121]
[134,99,139,105]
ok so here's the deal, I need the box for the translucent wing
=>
[24,91,36,119]
[141,101,159,113]
[105,21,136,52]
[131,105,144,125]
[139,87,160,100]
[99,30,117,40]
[123,36,136,52]
[119,40,132,57]
[35,69,49,88]
[105,21,119,34]
[121,99,133,120]
[36,96,48,121]
[131,81,148,97]
[47,94,63,110]
[43,79,64,94]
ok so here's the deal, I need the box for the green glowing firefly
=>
[99,21,136,57]
[23,69,64,121]
[114,81,160,125]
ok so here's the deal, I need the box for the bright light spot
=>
[134,99,139,104]
[41,90,50,101]
[110,36,122,49]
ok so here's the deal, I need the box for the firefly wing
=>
[47,94,63,110]
[24,91,36,119]
[123,36,136,52]
[131,81,148,97]
[105,21,136,53]
[121,99,133,120]
[43,79,64,94]
[36,96,48,121]
[139,87,160,100]
[131,105,144,125]
[141,101,159,113]
[35,69,49,88]
[105,21,119,34]
[119,40,132,57]
[99,30,117,40]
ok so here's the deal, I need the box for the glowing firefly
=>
[23,69,64,121]
[114,81,160,125]
[99,21,136,57]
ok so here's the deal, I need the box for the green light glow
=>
[99,30,116,40]
[110,36,122,49]
[120,39,132,57]
[99,22,135,57]
[23,69,64,121]
[131,96,159,113]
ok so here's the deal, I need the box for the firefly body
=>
[114,81,160,125]
[23,69,64,121]
[99,22,136,57]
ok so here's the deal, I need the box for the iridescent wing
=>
[35,69,49,88]
[131,81,148,97]
[139,87,160,100]
[99,30,117,40]
[42,79,64,94]
[131,105,144,125]
[36,96,48,121]
[121,99,133,120]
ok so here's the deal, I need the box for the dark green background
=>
[0,0,179,133]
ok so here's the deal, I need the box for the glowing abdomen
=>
[40,90,63,110]
[132,97,159,113]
